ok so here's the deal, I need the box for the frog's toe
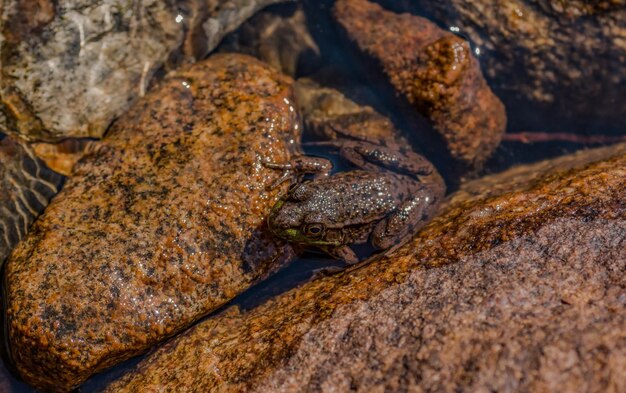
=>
[312,266,345,279]
[322,245,359,265]
[263,161,292,170]
[269,170,296,189]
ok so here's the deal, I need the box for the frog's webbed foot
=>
[311,245,359,278]
[263,156,333,188]
[371,186,440,250]
[319,245,359,265]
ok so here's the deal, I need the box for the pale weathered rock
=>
[380,0,626,131]
[0,0,289,142]
[0,135,63,264]
[219,3,320,77]
[105,143,625,392]
[5,54,299,392]
[333,0,507,169]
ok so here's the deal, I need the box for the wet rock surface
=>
[295,78,402,143]
[31,139,96,176]
[0,0,288,142]
[0,136,63,264]
[104,143,625,391]
[219,3,320,77]
[333,0,506,169]
[4,53,299,392]
[381,0,626,132]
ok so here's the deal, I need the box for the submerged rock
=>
[31,138,96,176]
[105,143,625,392]
[5,53,299,392]
[295,78,401,142]
[382,0,626,131]
[333,0,506,169]
[0,0,288,142]
[0,136,63,264]
[219,3,320,77]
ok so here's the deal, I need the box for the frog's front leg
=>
[370,185,440,250]
[264,155,333,187]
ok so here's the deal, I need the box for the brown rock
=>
[384,0,626,131]
[0,0,289,142]
[31,138,95,176]
[0,0,55,44]
[333,0,507,169]
[295,78,401,143]
[105,143,625,392]
[4,53,299,392]
[0,136,63,264]
[219,4,320,77]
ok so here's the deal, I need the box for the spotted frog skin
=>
[267,138,445,264]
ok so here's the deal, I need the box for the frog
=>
[266,132,446,265]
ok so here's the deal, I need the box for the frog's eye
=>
[304,223,325,237]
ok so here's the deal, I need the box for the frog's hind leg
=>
[370,187,438,250]
[339,142,435,178]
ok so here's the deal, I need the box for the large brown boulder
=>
[0,136,63,264]
[105,143,625,392]
[333,0,507,169]
[0,0,289,141]
[380,0,626,132]
[4,53,299,392]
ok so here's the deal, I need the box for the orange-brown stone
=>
[333,0,507,169]
[5,53,299,392]
[105,143,625,392]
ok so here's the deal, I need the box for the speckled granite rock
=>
[380,0,626,131]
[0,0,289,142]
[4,53,299,392]
[333,0,506,169]
[0,136,63,264]
[104,143,625,392]
[219,3,320,77]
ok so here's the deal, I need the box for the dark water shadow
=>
[77,354,146,393]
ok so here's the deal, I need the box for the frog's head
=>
[268,195,344,247]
